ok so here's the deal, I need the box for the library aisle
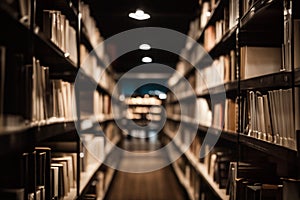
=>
[104,138,188,200]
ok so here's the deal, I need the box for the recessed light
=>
[158,93,167,100]
[142,56,152,63]
[139,43,151,50]
[129,9,150,20]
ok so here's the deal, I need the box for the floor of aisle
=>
[104,136,188,200]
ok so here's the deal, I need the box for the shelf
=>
[239,134,297,161]
[34,121,76,142]
[168,91,195,104]
[172,162,195,200]
[240,0,282,30]
[189,0,225,52]
[198,125,238,143]
[35,32,78,75]
[167,115,198,125]
[209,26,237,59]
[0,5,78,79]
[240,71,292,91]
[0,120,76,156]
[77,69,118,100]
[164,130,229,200]
[197,81,238,98]
[79,135,120,196]
[0,126,34,156]
[37,0,78,26]
[168,67,195,88]
[185,151,229,200]
[80,161,100,194]
[81,26,108,69]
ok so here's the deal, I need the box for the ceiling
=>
[87,0,200,77]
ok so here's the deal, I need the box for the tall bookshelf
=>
[163,0,300,199]
[0,0,123,199]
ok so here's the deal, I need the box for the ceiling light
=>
[142,56,152,63]
[129,9,150,20]
[159,93,167,100]
[139,43,151,50]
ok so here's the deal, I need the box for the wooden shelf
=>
[0,5,78,79]
[197,81,238,98]
[238,0,283,46]
[172,162,195,200]
[79,135,120,196]
[81,25,108,69]
[167,115,198,125]
[209,26,237,59]
[240,71,292,91]
[77,69,118,100]
[0,120,77,156]
[168,91,195,104]
[34,121,76,142]
[198,125,238,143]
[164,130,229,200]
[240,0,282,30]
[239,134,297,161]
[189,0,225,51]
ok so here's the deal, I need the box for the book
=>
[240,46,282,79]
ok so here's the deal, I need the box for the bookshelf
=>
[165,0,300,199]
[0,0,123,199]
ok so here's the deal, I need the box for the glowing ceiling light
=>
[158,93,167,100]
[142,56,152,63]
[139,43,151,50]
[129,9,150,20]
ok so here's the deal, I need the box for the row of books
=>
[202,146,234,190]
[93,92,112,117]
[240,46,282,79]
[82,169,113,200]
[213,98,238,132]
[0,136,112,200]
[283,10,300,71]
[80,44,116,96]
[243,89,298,150]
[0,147,77,200]
[125,96,162,106]
[25,57,75,123]
[203,5,231,52]
[81,133,106,163]
[43,10,77,64]
[80,2,104,49]
[227,161,300,200]
[195,98,212,127]
[195,50,236,93]
[228,0,239,30]
[161,134,200,200]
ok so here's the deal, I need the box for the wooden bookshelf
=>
[239,71,292,91]
[197,81,238,98]
[239,134,297,160]
[164,0,300,198]
[164,129,230,200]
[0,0,122,199]
[240,0,281,29]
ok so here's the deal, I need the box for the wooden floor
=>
[104,137,188,200]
